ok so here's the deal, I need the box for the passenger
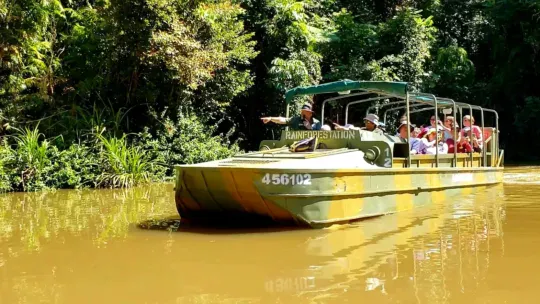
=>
[412,127,421,138]
[397,121,423,155]
[333,114,383,134]
[442,116,461,153]
[261,103,321,130]
[456,130,474,153]
[431,115,444,128]
[361,114,383,134]
[323,117,336,130]
[421,115,442,134]
[442,116,459,141]
[421,127,448,155]
[461,115,483,152]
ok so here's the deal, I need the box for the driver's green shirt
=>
[286,116,322,130]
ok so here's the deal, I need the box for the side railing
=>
[376,95,499,168]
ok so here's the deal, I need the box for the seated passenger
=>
[461,115,483,152]
[323,116,338,130]
[421,127,448,155]
[430,115,444,128]
[321,124,332,131]
[397,121,422,155]
[456,127,474,153]
[333,114,383,134]
[412,127,421,138]
[397,121,415,138]
[419,115,443,135]
[442,116,460,141]
[442,116,461,153]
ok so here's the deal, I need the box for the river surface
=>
[0,167,539,303]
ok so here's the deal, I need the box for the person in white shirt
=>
[421,127,448,155]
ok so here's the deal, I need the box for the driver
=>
[261,103,321,130]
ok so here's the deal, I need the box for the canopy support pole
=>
[434,95,439,168]
[285,104,290,131]
[405,92,411,168]
[467,105,473,166]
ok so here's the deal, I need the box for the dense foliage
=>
[0,0,538,191]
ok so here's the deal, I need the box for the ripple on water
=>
[504,167,540,184]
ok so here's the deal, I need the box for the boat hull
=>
[174,166,504,228]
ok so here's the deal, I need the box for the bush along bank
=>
[0,114,238,193]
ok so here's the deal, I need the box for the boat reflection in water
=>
[263,184,506,303]
[0,183,506,303]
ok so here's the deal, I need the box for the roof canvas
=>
[284,79,409,103]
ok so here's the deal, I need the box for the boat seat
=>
[392,142,410,158]
[483,127,494,143]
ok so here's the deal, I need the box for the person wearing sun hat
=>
[397,120,423,154]
[420,126,448,154]
[333,113,383,134]
[261,103,321,130]
[361,113,381,132]
[397,120,414,137]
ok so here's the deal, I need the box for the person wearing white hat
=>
[333,113,383,134]
[397,121,423,154]
[362,114,381,132]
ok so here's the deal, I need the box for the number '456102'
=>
[261,173,312,186]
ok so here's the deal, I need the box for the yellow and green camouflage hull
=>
[174,164,503,228]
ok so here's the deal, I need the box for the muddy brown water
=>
[0,167,539,303]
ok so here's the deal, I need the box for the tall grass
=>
[11,126,49,171]
[96,134,151,188]
[4,126,54,191]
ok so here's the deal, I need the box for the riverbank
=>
[0,115,237,193]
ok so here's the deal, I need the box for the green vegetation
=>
[0,0,538,191]
[0,114,236,192]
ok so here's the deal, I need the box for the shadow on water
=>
[137,212,392,234]
[137,217,311,234]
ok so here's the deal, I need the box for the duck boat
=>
[174,80,504,228]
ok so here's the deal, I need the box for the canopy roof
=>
[285,79,497,115]
[284,79,410,103]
